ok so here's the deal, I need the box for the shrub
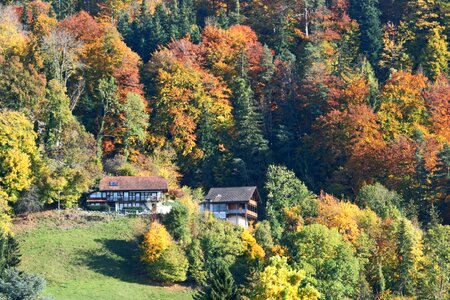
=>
[146,244,188,283]
[141,221,172,263]
[0,233,21,273]
[161,202,190,242]
[0,268,48,300]
[141,221,188,283]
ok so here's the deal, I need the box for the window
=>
[212,203,227,212]
[109,181,119,187]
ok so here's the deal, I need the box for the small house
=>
[201,186,260,228]
[87,176,170,213]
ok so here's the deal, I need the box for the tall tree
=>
[350,0,383,68]
[231,74,270,185]
[0,111,40,201]
[122,93,148,160]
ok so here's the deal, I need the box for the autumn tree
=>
[379,22,413,73]
[140,221,188,283]
[0,111,40,201]
[424,75,450,141]
[378,71,428,139]
[0,6,27,57]
[0,56,46,117]
[252,256,320,300]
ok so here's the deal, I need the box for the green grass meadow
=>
[14,212,193,300]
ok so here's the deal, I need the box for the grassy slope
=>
[14,212,192,300]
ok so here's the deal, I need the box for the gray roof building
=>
[204,186,259,203]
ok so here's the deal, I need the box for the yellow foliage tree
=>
[0,7,27,57]
[0,111,40,201]
[254,255,320,300]
[378,71,428,139]
[0,190,11,234]
[242,224,265,261]
[141,221,172,263]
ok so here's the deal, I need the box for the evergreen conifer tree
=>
[0,233,21,274]
[350,0,383,69]
[231,68,270,185]
[396,219,416,296]
[431,143,450,209]
[194,266,239,300]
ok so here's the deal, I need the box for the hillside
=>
[13,211,193,300]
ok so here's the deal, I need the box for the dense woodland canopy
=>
[0,0,449,299]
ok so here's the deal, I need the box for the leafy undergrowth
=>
[14,210,193,300]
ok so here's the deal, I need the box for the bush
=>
[146,244,188,283]
[86,204,110,212]
[162,202,190,242]
[0,268,48,300]
[0,233,21,273]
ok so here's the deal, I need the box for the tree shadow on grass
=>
[80,238,148,284]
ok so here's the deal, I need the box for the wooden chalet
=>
[87,176,169,213]
[201,186,260,228]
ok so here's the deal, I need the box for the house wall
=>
[227,215,248,228]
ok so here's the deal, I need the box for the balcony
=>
[226,209,257,219]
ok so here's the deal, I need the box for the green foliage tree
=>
[418,224,450,300]
[197,215,244,276]
[146,243,189,283]
[194,266,239,300]
[395,218,417,296]
[431,143,450,209]
[357,183,403,218]
[265,165,314,241]
[186,239,206,285]
[254,220,274,254]
[162,202,190,243]
[122,93,148,160]
[290,224,360,300]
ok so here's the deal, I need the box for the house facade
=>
[200,186,259,228]
[87,176,170,213]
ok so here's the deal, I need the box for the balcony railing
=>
[226,209,257,218]
[104,196,160,202]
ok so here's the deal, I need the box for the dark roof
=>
[204,187,258,203]
[99,176,168,191]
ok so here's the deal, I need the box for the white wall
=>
[227,215,248,228]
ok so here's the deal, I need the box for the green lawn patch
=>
[14,211,193,300]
